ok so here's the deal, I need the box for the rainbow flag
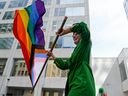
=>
[13,0,47,87]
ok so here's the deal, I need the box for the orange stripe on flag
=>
[13,10,32,73]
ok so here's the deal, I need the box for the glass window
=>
[52,21,58,31]
[119,61,127,82]
[62,36,75,48]
[49,36,62,48]
[18,0,28,7]
[54,7,85,16]
[43,90,63,96]
[0,23,13,33]
[49,36,75,48]
[2,11,15,20]
[25,71,28,76]
[7,88,25,96]
[43,91,49,96]
[8,1,18,8]
[17,43,21,49]
[8,0,28,8]
[56,0,84,4]
[0,2,6,9]
[125,3,128,18]
[12,59,28,76]
[126,59,128,73]
[54,92,59,96]
[0,58,7,75]
[52,20,63,31]
[66,7,85,16]
[54,18,85,28]
[7,88,33,96]
[54,8,65,16]
[0,37,14,49]
[44,0,51,5]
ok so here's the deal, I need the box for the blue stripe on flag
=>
[31,2,39,24]
[35,53,47,58]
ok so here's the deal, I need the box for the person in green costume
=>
[48,22,96,96]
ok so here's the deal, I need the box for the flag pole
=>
[31,16,68,93]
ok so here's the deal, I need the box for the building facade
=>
[124,0,128,19]
[101,48,128,96]
[0,0,90,96]
[91,57,115,95]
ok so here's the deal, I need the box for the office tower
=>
[91,57,115,95]
[0,0,90,96]
[124,0,128,19]
[102,48,128,96]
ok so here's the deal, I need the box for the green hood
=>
[71,22,82,34]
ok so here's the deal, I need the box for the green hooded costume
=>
[54,22,96,96]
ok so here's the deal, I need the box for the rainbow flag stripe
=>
[13,0,46,87]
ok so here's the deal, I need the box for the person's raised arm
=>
[56,26,73,36]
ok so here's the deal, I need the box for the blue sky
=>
[89,0,128,57]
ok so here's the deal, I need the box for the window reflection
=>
[54,8,65,16]
[54,7,85,16]
[56,0,84,4]
[44,0,51,5]
[124,1,128,18]
[52,20,85,32]
[43,90,63,96]
[49,36,75,48]
[8,1,18,8]
[33,0,51,5]
[0,37,14,49]
[62,36,75,48]
[52,21,62,31]
[0,58,7,75]
[49,36,62,48]
[0,2,6,9]
[2,11,15,20]
[126,59,128,72]
[119,61,127,82]
[66,7,85,16]
[17,43,21,49]
[8,0,28,8]
[7,88,64,96]
[0,23,13,33]
[12,59,28,76]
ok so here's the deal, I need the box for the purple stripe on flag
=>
[36,0,46,16]
[35,0,46,46]
[35,25,45,46]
